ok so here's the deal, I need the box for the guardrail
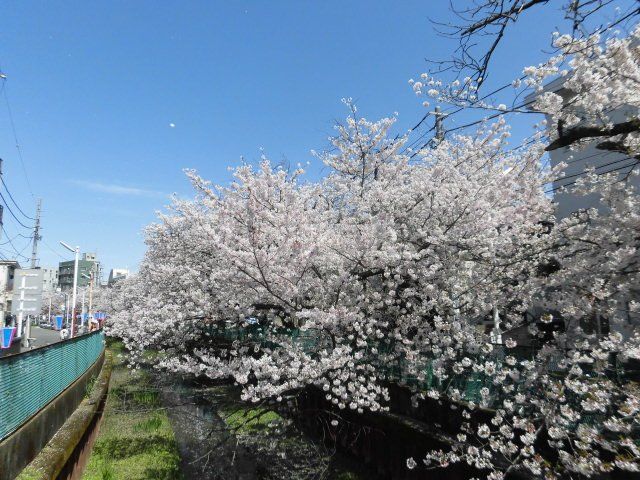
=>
[0,330,105,440]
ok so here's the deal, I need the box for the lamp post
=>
[60,241,79,338]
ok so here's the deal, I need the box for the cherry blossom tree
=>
[417,5,640,168]
[414,170,640,478]
[106,108,640,479]
[105,10,640,477]
[107,105,555,408]
[405,12,640,478]
[40,290,65,317]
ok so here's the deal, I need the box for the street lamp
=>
[60,241,79,338]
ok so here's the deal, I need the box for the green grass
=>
[82,343,182,480]
[220,406,283,434]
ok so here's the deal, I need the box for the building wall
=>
[526,79,640,334]
[41,267,58,293]
[58,260,97,291]
[547,104,640,219]
[0,264,16,294]
[107,268,129,286]
[0,262,19,320]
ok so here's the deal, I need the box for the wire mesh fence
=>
[203,323,623,408]
[0,330,105,440]
[206,323,538,404]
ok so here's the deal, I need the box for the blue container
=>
[1,327,15,349]
[54,315,63,330]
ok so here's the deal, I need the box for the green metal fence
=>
[0,331,105,440]
[207,324,545,405]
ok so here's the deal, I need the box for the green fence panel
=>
[0,331,105,440]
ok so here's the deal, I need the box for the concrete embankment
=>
[13,353,111,480]
[80,343,182,480]
[0,351,107,480]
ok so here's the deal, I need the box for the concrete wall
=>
[0,352,104,480]
[547,104,640,220]
[17,352,112,480]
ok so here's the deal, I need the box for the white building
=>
[108,268,129,286]
[0,260,20,325]
[526,77,640,219]
[526,77,639,335]
[40,267,58,293]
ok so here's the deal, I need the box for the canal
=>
[157,376,374,480]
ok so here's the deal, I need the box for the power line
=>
[42,239,67,260]
[547,155,638,185]
[0,76,35,198]
[0,188,33,229]
[405,75,536,154]
[0,232,23,246]
[0,175,35,220]
[544,158,639,194]
[0,160,34,230]
[6,231,34,240]
[0,230,33,261]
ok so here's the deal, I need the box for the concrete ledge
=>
[0,351,107,480]
[15,351,112,480]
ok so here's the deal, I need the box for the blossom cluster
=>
[103,24,640,477]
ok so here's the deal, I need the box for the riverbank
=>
[81,342,182,480]
[81,342,368,480]
[158,379,370,480]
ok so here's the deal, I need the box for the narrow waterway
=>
[157,377,372,480]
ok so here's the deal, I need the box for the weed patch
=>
[82,343,182,480]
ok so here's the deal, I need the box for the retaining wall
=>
[16,351,112,480]
[0,353,105,480]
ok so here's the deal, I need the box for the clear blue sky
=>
[0,1,627,275]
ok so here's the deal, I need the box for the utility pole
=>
[0,159,4,329]
[88,272,94,319]
[80,287,85,330]
[30,199,41,269]
[491,306,503,345]
[60,241,79,338]
[82,272,94,325]
[432,106,448,147]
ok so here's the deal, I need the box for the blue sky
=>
[0,1,629,275]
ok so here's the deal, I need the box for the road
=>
[0,326,62,357]
[24,326,63,350]
[0,325,95,357]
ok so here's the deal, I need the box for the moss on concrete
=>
[220,406,283,434]
[17,352,111,480]
[82,343,182,480]
[334,473,363,480]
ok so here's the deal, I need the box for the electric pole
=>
[30,199,41,268]
[432,106,447,147]
[0,204,4,328]
[0,159,4,328]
